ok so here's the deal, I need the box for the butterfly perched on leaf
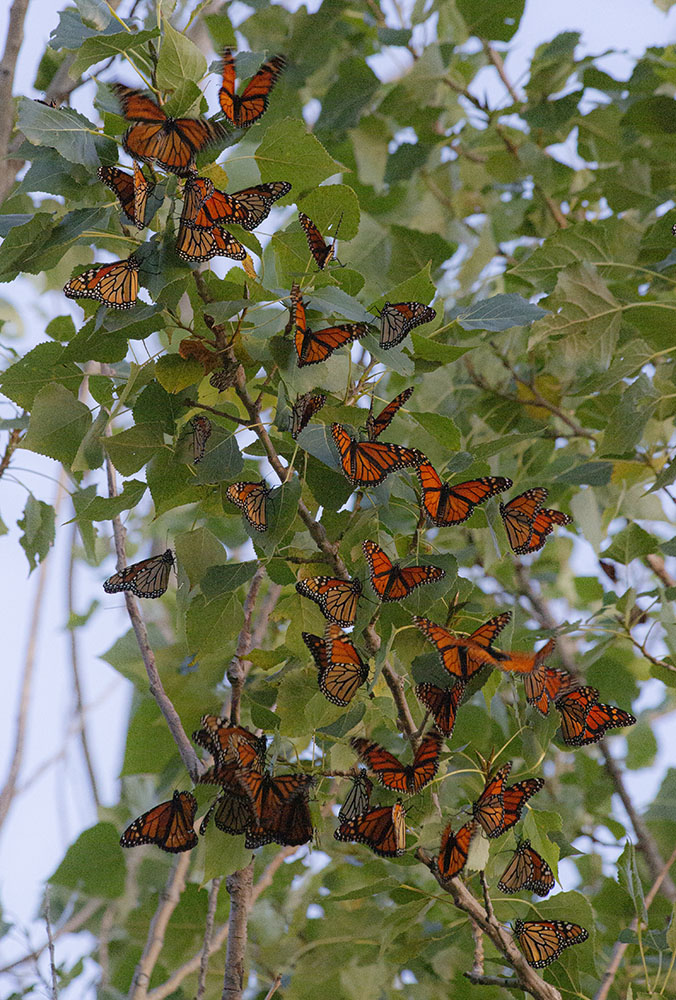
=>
[176,220,247,263]
[413,613,510,683]
[290,392,326,439]
[350,731,443,796]
[471,761,544,839]
[182,174,290,231]
[290,284,367,367]
[417,461,512,526]
[331,423,423,488]
[98,162,154,229]
[112,84,224,176]
[191,415,212,463]
[334,800,406,857]
[296,575,362,627]
[415,679,465,737]
[365,387,414,441]
[225,481,271,531]
[103,549,174,599]
[498,839,555,896]
[120,790,198,853]
[338,770,373,823]
[302,625,369,705]
[512,919,588,968]
[64,254,140,309]
[199,783,254,837]
[554,686,636,746]
[219,48,286,128]
[299,211,342,269]
[379,301,436,350]
[362,539,445,602]
[435,819,476,881]
[500,487,572,555]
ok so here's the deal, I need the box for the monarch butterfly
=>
[435,819,476,881]
[302,625,369,705]
[219,49,286,128]
[291,392,326,439]
[225,481,271,531]
[191,415,212,463]
[512,919,588,968]
[331,423,423,488]
[500,488,572,555]
[413,615,504,683]
[417,461,513,527]
[528,665,578,717]
[176,219,247,263]
[379,301,436,350]
[334,800,407,857]
[492,637,556,679]
[63,254,140,309]
[200,785,254,837]
[120,790,198,853]
[555,687,636,746]
[365,387,414,441]
[245,791,314,848]
[98,162,153,229]
[350,731,443,796]
[415,680,465,737]
[191,716,264,770]
[296,575,362,627]
[182,175,291,231]
[237,769,314,847]
[362,539,445,602]
[290,284,367,367]
[338,770,373,823]
[209,360,239,392]
[112,84,224,176]
[472,762,544,839]
[298,212,342,269]
[498,839,555,896]
[103,549,174,599]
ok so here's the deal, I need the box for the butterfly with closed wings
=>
[365,387,414,441]
[513,919,588,968]
[498,839,555,896]
[334,800,407,857]
[103,549,174,599]
[64,254,140,309]
[472,761,544,838]
[296,575,362,628]
[500,487,572,555]
[120,790,198,853]
[302,625,370,706]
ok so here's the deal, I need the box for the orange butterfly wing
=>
[554,686,598,745]
[334,801,406,857]
[363,539,445,602]
[64,255,139,309]
[176,220,247,262]
[98,165,136,224]
[351,732,442,795]
[471,761,512,837]
[295,575,362,627]
[322,624,369,704]
[513,919,588,968]
[417,461,512,525]
[436,819,476,880]
[500,778,544,834]
[498,839,555,896]
[299,211,337,269]
[415,681,465,737]
[524,507,573,554]
[225,481,270,531]
[527,666,577,717]
[219,49,286,128]
[103,549,174,598]
[120,790,198,853]
[414,616,498,682]
[366,387,414,440]
[291,392,326,438]
[331,424,422,487]
[379,301,436,350]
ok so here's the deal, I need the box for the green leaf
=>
[174,526,228,590]
[50,823,125,899]
[21,383,91,467]
[622,96,676,135]
[70,28,160,78]
[298,184,360,241]
[0,213,55,283]
[603,524,658,564]
[256,117,345,195]
[18,495,55,571]
[70,480,147,522]
[409,334,469,365]
[410,411,461,451]
[17,98,102,168]
[201,561,258,598]
[104,423,166,476]
[155,354,204,393]
[454,294,547,331]
[456,0,524,41]
[156,22,208,93]
[185,593,243,655]
[0,342,83,408]
[191,427,243,485]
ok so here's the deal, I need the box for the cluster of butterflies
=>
[89,46,630,976]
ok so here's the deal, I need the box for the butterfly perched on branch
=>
[497,839,555,896]
[471,761,544,838]
[98,162,154,229]
[362,539,445,602]
[334,800,407,857]
[512,919,588,968]
[103,549,174,598]
[296,575,362,627]
[299,211,342,269]
[378,301,435,350]
[365,388,414,441]
[120,791,198,853]
[290,284,367,367]
[435,819,476,880]
[417,460,512,526]
[331,423,423,487]
[302,626,369,705]
[350,732,443,796]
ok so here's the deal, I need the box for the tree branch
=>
[196,877,221,1000]
[128,853,191,1000]
[0,899,102,975]
[416,847,562,1000]
[0,427,22,479]
[0,0,29,205]
[483,42,522,105]
[44,886,58,1000]
[227,566,265,725]
[222,861,255,1000]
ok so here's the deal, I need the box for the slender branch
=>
[595,841,676,1000]
[44,887,58,1000]
[222,861,255,1000]
[183,398,248,425]
[465,973,522,988]
[147,849,296,1000]
[0,427,22,479]
[128,853,191,1000]
[196,878,221,1000]
[105,454,201,780]
[0,0,29,205]
[264,975,283,1000]
[416,847,562,1000]
[67,522,101,808]
[483,42,522,105]
[0,472,66,832]
[0,900,102,975]
[469,917,485,977]
[228,567,265,725]
[646,553,675,588]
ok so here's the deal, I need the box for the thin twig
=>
[0,428,22,479]
[196,878,221,1000]
[0,900,102,975]
[147,849,296,1000]
[465,972,522,987]
[183,398,248,425]
[0,0,30,205]
[483,42,522,105]
[222,861,255,1000]
[595,841,676,1000]
[128,853,191,1000]
[227,567,265,725]
[263,974,282,1000]
[0,472,65,832]
[44,886,58,1000]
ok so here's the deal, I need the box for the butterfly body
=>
[472,761,544,838]
[296,575,362,627]
[291,284,366,367]
[120,790,198,853]
[435,819,476,880]
[366,388,414,441]
[191,415,212,463]
[302,626,369,705]
[351,732,443,796]
[555,686,636,745]
[363,539,445,602]
[103,549,174,598]
[291,392,326,438]
[331,423,422,487]
[417,461,512,526]
[415,680,465,737]
[226,481,271,531]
